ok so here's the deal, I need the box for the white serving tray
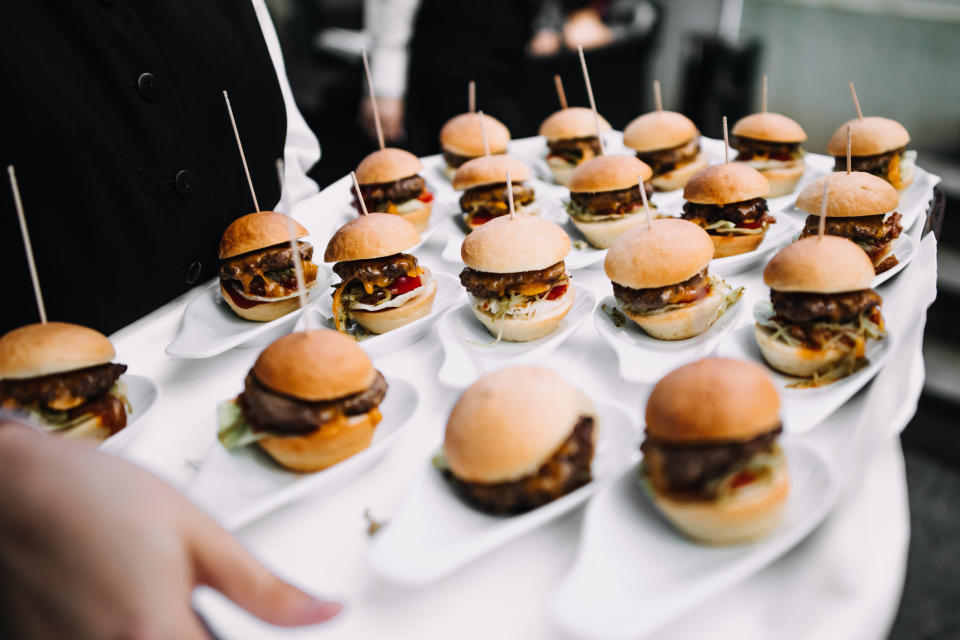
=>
[99,374,159,454]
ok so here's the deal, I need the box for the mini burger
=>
[460,214,573,342]
[641,358,788,544]
[437,366,595,514]
[217,329,386,472]
[0,322,129,442]
[452,154,537,230]
[325,213,435,336]
[622,110,707,191]
[354,148,434,231]
[219,211,319,322]
[539,107,612,185]
[827,117,914,190]
[682,163,774,258]
[731,112,807,197]
[604,218,741,340]
[797,172,903,274]
[566,154,656,249]
[755,236,885,385]
[439,112,510,180]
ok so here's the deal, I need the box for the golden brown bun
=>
[684,163,770,204]
[710,232,766,258]
[443,366,594,483]
[623,111,699,152]
[795,171,898,218]
[220,282,314,322]
[461,214,570,273]
[567,155,653,193]
[764,236,875,293]
[571,213,654,250]
[539,107,611,140]
[355,148,422,184]
[452,154,532,190]
[605,218,713,287]
[397,201,432,232]
[732,112,807,143]
[219,211,308,259]
[253,329,375,401]
[258,409,381,472]
[755,324,857,377]
[0,322,115,380]
[351,276,437,334]
[827,117,910,156]
[623,284,723,340]
[650,458,789,545]
[646,358,780,442]
[756,161,806,198]
[324,212,421,262]
[650,152,709,191]
[440,113,510,157]
[470,282,574,342]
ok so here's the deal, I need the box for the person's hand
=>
[359,96,406,144]
[563,8,614,51]
[0,422,341,639]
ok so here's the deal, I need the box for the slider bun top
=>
[731,112,807,143]
[683,163,770,205]
[645,358,780,443]
[355,148,422,184]
[253,330,375,402]
[0,322,115,380]
[443,366,595,483]
[440,113,510,157]
[623,110,699,153]
[568,154,653,193]
[219,211,309,260]
[461,214,570,273]
[452,154,532,190]
[604,218,714,289]
[538,107,611,141]
[795,171,898,218]
[324,212,421,262]
[764,235,876,293]
[827,116,910,157]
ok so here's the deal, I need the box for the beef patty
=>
[219,242,314,281]
[547,136,603,163]
[613,269,710,313]
[682,198,773,228]
[731,136,802,160]
[460,262,567,299]
[460,182,535,216]
[770,289,882,324]
[356,175,425,212]
[637,139,701,175]
[570,182,654,218]
[833,147,905,176]
[0,362,128,411]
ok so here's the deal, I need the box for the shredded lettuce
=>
[22,383,131,433]
[717,282,744,318]
[431,450,449,471]
[601,303,628,328]
[217,400,271,450]
[705,219,767,236]
[565,199,655,222]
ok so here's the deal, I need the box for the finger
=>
[188,519,341,626]
[169,609,213,640]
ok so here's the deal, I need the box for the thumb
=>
[188,516,341,626]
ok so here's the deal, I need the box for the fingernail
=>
[298,599,343,624]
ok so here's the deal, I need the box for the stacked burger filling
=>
[219,241,318,309]
[353,174,431,216]
[547,136,603,169]
[460,181,535,226]
[460,261,569,321]
[682,198,775,236]
[757,289,884,351]
[567,182,655,222]
[636,138,701,177]
[800,213,902,274]
[613,268,712,316]
[833,147,914,189]
[331,254,426,332]
[732,136,803,169]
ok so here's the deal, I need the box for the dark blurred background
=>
[266,0,959,635]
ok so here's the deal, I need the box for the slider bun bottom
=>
[754,324,854,378]
[571,214,653,249]
[444,164,458,181]
[549,164,575,186]
[470,284,575,342]
[257,408,381,472]
[650,152,708,192]
[350,277,437,334]
[711,232,765,258]
[220,281,315,322]
[623,284,723,341]
[397,201,432,232]
[759,162,806,198]
[650,461,789,545]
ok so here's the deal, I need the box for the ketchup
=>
[730,470,756,489]
[418,190,434,203]
[222,282,263,309]
[546,284,568,301]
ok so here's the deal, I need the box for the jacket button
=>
[175,170,193,195]
[137,72,157,100]
[186,261,202,285]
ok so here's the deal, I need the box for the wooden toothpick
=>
[361,47,385,150]
[722,116,730,164]
[653,80,663,112]
[849,82,864,120]
[639,177,653,229]
[761,74,768,113]
[7,165,46,323]
[577,45,605,155]
[351,171,368,215]
[223,90,261,212]
[506,171,516,220]
[468,81,476,114]
[477,110,490,157]
[818,176,830,240]
[554,75,568,110]
[846,125,852,175]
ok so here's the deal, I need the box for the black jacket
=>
[0,0,290,335]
